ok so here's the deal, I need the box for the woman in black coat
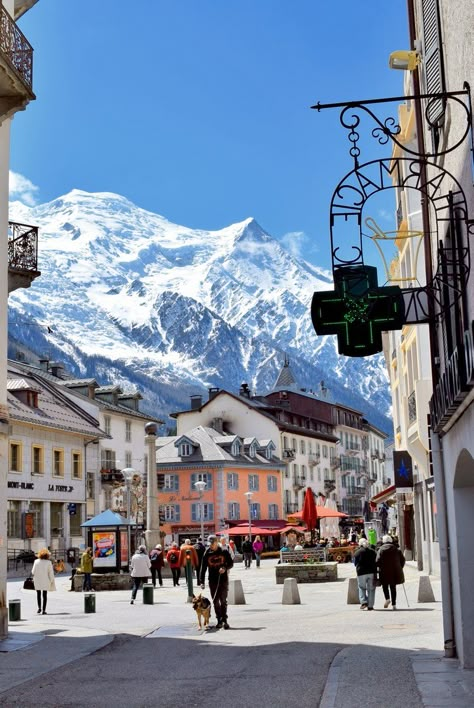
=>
[376,535,405,609]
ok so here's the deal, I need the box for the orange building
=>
[155,425,285,545]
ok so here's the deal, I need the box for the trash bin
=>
[143,583,154,605]
[84,592,96,614]
[9,599,21,622]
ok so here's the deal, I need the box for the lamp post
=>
[244,491,254,542]
[122,467,137,562]
[194,480,207,542]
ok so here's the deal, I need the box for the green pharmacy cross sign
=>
[311,265,406,357]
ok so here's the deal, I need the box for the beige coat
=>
[32,558,56,592]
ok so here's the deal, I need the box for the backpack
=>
[168,552,178,564]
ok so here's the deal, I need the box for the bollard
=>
[418,575,436,603]
[347,577,360,604]
[185,553,194,603]
[143,583,154,605]
[8,599,21,622]
[228,579,246,605]
[282,577,301,605]
[84,592,96,614]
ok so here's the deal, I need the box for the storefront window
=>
[50,502,64,537]
[69,505,83,536]
[29,501,43,537]
[7,500,21,537]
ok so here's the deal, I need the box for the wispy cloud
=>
[9,171,39,206]
[279,230,319,261]
[377,208,393,223]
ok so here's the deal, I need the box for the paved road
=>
[0,561,442,707]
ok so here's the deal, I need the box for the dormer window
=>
[231,439,242,457]
[249,442,257,458]
[180,442,192,457]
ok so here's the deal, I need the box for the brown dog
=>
[192,593,211,629]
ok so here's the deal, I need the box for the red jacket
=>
[166,548,181,568]
[179,544,199,568]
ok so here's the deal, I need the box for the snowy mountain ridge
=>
[8,189,392,431]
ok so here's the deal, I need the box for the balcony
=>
[283,448,295,459]
[0,3,35,120]
[324,478,336,493]
[330,457,340,469]
[8,221,40,293]
[100,468,123,484]
[345,486,366,497]
[308,453,320,467]
[284,502,299,514]
[292,475,306,489]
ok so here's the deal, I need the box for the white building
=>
[1,0,40,638]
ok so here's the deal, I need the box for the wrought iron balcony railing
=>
[284,502,299,514]
[8,220,39,272]
[0,4,33,91]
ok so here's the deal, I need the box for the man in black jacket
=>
[353,538,377,610]
[200,535,233,629]
[242,536,253,569]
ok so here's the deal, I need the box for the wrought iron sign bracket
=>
[310,86,473,357]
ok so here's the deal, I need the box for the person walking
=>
[32,548,56,615]
[130,544,151,604]
[219,537,234,560]
[353,538,377,610]
[166,542,182,586]
[179,538,199,587]
[242,536,253,569]
[252,536,264,568]
[376,534,406,610]
[80,547,93,591]
[149,544,164,587]
[200,535,233,629]
[193,537,206,580]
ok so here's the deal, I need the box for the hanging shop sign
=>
[311,87,473,357]
[393,450,414,493]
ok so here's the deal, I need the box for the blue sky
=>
[11,1,408,270]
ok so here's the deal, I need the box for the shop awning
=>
[370,485,396,505]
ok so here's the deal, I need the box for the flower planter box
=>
[275,562,338,584]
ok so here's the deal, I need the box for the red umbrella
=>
[225,525,280,536]
[289,507,348,520]
[302,487,318,535]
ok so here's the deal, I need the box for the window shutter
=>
[421,0,445,127]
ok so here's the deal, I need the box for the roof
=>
[156,425,284,467]
[273,357,297,389]
[81,509,132,527]
[7,366,107,438]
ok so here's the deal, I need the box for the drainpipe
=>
[406,0,455,658]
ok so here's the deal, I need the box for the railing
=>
[308,453,320,466]
[408,390,417,424]
[330,457,340,468]
[8,221,39,272]
[283,448,295,459]
[100,468,123,483]
[292,475,306,488]
[0,5,33,91]
[345,486,366,496]
[284,502,300,514]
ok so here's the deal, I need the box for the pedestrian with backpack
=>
[166,542,181,586]
[149,544,164,587]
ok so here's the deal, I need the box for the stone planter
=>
[275,562,338,584]
[73,572,132,592]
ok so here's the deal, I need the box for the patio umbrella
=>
[225,525,279,536]
[289,507,348,520]
[302,487,318,543]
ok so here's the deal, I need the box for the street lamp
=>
[122,467,138,561]
[194,480,207,542]
[244,491,254,542]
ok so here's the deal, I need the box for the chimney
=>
[190,394,203,410]
[208,387,220,401]
[212,417,223,433]
[50,363,65,378]
[239,382,251,398]
[38,357,49,371]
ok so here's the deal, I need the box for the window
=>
[267,475,277,492]
[87,472,95,500]
[315,443,320,455]
[265,446,273,460]
[301,464,307,480]
[322,445,328,458]
[69,504,82,536]
[190,472,212,491]
[50,502,64,537]
[180,442,193,457]
[72,451,82,479]
[248,474,259,491]
[227,502,240,520]
[29,501,43,537]
[191,503,214,521]
[227,473,239,490]
[32,445,44,474]
[7,500,21,537]
[310,468,314,481]
[249,502,261,520]
[158,474,179,491]
[104,416,111,436]
[9,441,22,472]
[293,463,298,476]
[163,504,180,521]
[283,436,288,449]
[292,438,296,451]
[125,420,132,443]
[268,504,279,519]
[125,451,132,468]
[248,442,257,458]
[231,439,242,456]
[300,440,305,454]
[53,448,64,477]
[318,468,321,482]
[101,449,116,470]
[421,0,446,150]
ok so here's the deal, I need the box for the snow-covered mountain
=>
[8,189,392,431]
